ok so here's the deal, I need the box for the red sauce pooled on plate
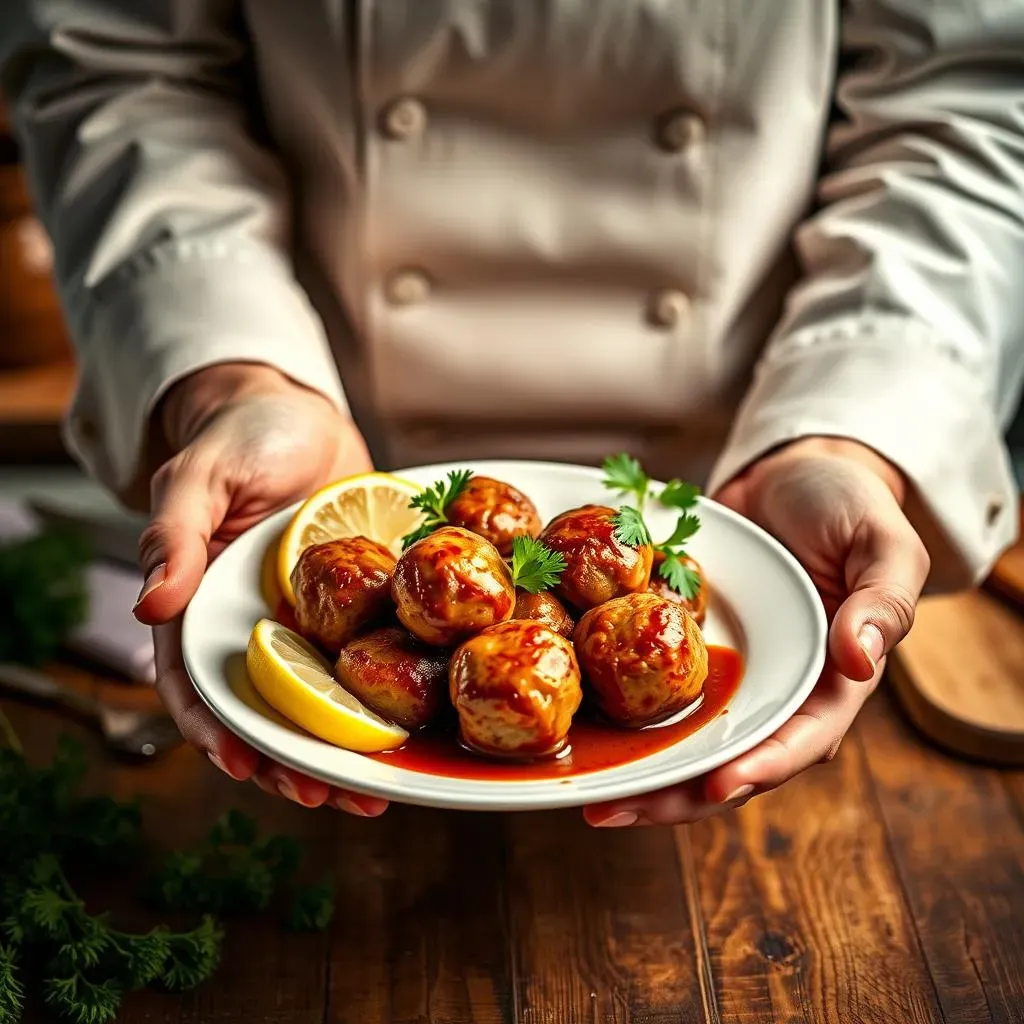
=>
[369,645,743,781]
[275,599,742,781]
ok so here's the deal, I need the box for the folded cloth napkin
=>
[0,500,154,683]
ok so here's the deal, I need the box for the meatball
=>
[449,621,582,758]
[511,590,575,638]
[392,526,515,646]
[649,552,707,627]
[446,476,542,557]
[290,537,396,653]
[539,504,653,611]
[335,626,449,730]
[574,592,708,727]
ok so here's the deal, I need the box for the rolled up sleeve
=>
[0,1,346,507]
[708,1,1024,588]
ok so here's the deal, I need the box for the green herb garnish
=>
[604,454,703,600]
[401,469,474,550]
[509,536,567,594]
[601,453,650,508]
[611,505,653,549]
[658,479,701,511]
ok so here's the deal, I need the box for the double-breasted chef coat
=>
[3,0,1024,586]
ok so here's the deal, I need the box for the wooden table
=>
[6,662,1024,1024]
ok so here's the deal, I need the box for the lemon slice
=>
[246,619,409,752]
[277,471,424,604]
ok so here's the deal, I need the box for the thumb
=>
[830,519,930,681]
[134,456,223,625]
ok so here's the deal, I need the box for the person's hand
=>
[132,362,388,816]
[584,437,930,828]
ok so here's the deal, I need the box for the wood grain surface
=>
[5,663,1024,1024]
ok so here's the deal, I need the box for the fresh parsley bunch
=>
[601,453,704,600]
[0,531,90,666]
[0,736,335,1024]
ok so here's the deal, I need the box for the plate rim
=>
[182,459,828,811]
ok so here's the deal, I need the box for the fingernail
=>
[858,623,885,672]
[134,563,166,610]
[277,776,301,803]
[592,811,639,828]
[724,784,754,803]
[332,794,370,816]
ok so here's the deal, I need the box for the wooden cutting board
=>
[889,513,1024,765]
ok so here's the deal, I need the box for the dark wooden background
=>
[6,663,1024,1024]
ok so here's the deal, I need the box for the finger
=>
[250,761,389,816]
[134,453,226,625]
[254,760,331,808]
[701,660,881,804]
[583,661,881,827]
[153,620,260,780]
[830,518,930,681]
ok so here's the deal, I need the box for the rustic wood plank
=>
[326,805,512,1024]
[858,686,1024,1024]
[688,695,943,1024]
[505,808,710,1024]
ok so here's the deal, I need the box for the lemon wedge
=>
[246,619,409,752]
[277,472,424,604]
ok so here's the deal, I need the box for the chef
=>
[3,0,1022,826]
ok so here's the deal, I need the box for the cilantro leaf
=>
[401,469,474,549]
[661,512,700,550]
[509,536,567,594]
[658,479,701,510]
[612,506,653,549]
[658,555,702,601]
[601,453,650,507]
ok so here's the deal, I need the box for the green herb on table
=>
[400,469,474,549]
[509,536,567,594]
[0,733,335,1024]
[0,531,90,667]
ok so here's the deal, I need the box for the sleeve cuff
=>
[707,317,1020,589]
[62,240,348,506]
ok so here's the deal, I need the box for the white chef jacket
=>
[2,0,1023,588]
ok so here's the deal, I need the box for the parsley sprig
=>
[601,453,704,601]
[0,733,335,1024]
[509,536,567,594]
[401,469,474,550]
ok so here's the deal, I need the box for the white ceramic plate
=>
[182,460,827,811]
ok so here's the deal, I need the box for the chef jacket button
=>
[655,109,706,153]
[647,288,691,328]
[986,495,1004,527]
[385,268,431,306]
[78,416,99,442]
[381,97,427,140]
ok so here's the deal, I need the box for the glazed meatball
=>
[649,552,707,627]
[446,476,542,557]
[511,590,575,638]
[539,504,653,611]
[449,620,582,758]
[574,592,708,727]
[290,537,396,653]
[392,526,515,646]
[335,626,449,730]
